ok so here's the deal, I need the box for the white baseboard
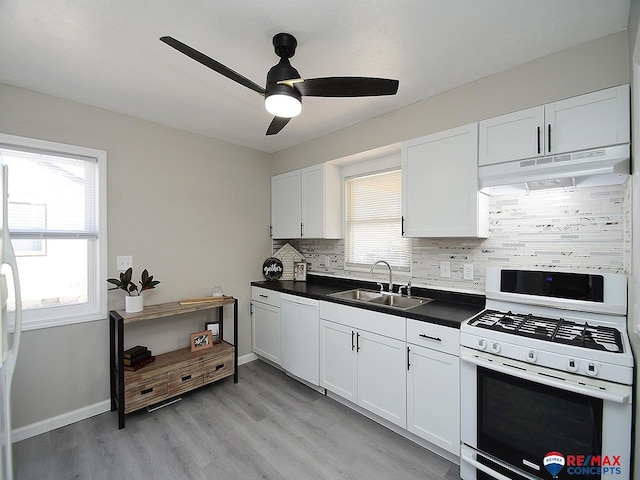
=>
[13,354,258,442]
[238,352,258,365]
[12,399,111,443]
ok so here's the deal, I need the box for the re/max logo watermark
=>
[543,452,622,477]
[565,455,622,476]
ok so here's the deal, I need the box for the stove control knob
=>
[566,358,579,372]
[490,342,501,354]
[526,350,538,363]
[477,339,487,351]
[585,362,599,377]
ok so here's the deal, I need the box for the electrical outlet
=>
[464,264,474,280]
[117,256,133,271]
[440,261,451,278]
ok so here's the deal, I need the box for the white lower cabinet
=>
[319,302,407,428]
[251,287,281,365]
[407,344,460,455]
[357,330,407,427]
[406,319,460,456]
[319,320,357,402]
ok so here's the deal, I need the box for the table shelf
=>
[109,297,238,428]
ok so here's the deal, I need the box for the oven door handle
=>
[461,449,525,480]
[461,352,631,404]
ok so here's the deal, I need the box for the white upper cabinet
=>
[545,85,630,155]
[271,164,342,239]
[478,107,545,165]
[271,170,302,239]
[479,85,630,166]
[402,123,488,238]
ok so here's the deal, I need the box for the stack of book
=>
[123,345,155,371]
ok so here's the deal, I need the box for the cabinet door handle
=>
[351,331,355,351]
[181,375,192,382]
[215,364,224,371]
[537,126,541,154]
[407,346,411,371]
[259,294,268,298]
[300,222,303,237]
[419,334,442,342]
[141,387,154,395]
[401,216,405,236]
[356,332,360,352]
[547,123,551,153]
[270,225,273,238]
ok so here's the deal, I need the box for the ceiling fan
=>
[160,33,399,135]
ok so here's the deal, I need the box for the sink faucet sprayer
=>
[369,260,392,293]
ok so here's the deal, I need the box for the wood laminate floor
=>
[13,360,460,480]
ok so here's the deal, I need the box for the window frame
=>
[342,154,411,276]
[0,133,108,331]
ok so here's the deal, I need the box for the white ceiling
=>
[0,1,631,154]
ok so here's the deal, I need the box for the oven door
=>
[460,348,632,480]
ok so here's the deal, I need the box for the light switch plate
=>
[117,256,133,271]
[440,261,451,278]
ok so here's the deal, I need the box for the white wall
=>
[0,83,271,430]
[270,31,630,175]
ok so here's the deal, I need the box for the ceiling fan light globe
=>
[265,94,302,118]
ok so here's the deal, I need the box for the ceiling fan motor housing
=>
[272,32,297,59]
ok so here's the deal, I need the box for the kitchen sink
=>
[328,289,433,311]
[367,294,432,310]
[329,288,383,302]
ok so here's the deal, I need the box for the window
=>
[344,168,411,271]
[0,133,107,330]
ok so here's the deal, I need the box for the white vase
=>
[125,294,144,313]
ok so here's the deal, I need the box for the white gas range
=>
[459,267,634,480]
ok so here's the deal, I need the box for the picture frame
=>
[205,320,222,344]
[294,261,307,281]
[190,330,213,352]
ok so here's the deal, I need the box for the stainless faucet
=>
[369,260,392,293]
[399,280,412,297]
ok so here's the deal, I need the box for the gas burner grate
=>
[468,310,623,353]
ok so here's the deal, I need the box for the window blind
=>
[345,169,411,270]
[0,148,98,240]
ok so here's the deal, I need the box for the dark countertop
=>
[251,274,485,329]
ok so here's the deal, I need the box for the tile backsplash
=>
[274,182,630,294]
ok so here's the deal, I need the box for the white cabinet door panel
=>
[478,107,544,166]
[319,320,357,403]
[271,170,301,239]
[402,123,485,237]
[357,331,407,428]
[251,302,281,365]
[301,165,325,239]
[545,85,630,155]
[407,344,459,455]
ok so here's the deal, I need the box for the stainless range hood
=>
[478,144,630,195]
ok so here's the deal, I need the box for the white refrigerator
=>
[0,162,22,480]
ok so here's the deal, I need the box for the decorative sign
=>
[263,257,283,281]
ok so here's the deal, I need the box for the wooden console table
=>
[109,297,238,429]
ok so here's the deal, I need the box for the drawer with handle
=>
[204,352,235,384]
[124,374,168,413]
[251,286,280,308]
[407,319,460,356]
[168,362,204,397]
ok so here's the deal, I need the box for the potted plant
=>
[107,267,160,313]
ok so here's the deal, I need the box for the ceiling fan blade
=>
[266,116,291,135]
[160,36,266,95]
[295,77,399,97]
